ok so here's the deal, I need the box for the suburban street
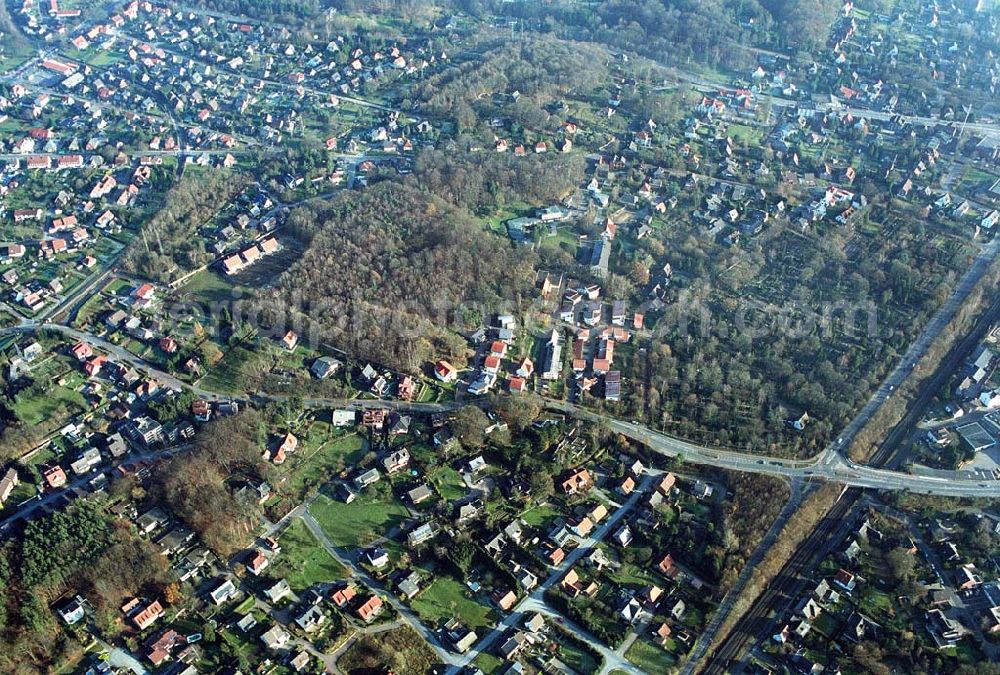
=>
[7,321,1000,497]
[0,443,189,534]
[450,474,656,675]
[299,510,462,668]
[664,65,1000,137]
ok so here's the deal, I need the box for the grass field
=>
[727,123,766,145]
[552,628,602,674]
[520,502,561,530]
[337,626,438,675]
[958,166,997,193]
[427,465,465,501]
[272,518,349,591]
[538,225,581,256]
[178,268,247,305]
[473,652,504,674]
[610,559,665,590]
[625,638,674,672]
[410,576,496,632]
[859,587,894,617]
[82,50,121,67]
[11,374,87,428]
[283,432,367,498]
[199,344,264,393]
[310,492,409,549]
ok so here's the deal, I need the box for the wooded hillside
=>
[121,171,247,283]
[257,181,537,371]
[412,147,585,215]
[410,36,609,130]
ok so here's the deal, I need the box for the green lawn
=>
[727,123,765,145]
[473,652,504,674]
[520,502,561,530]
[310,492,409,549]
[427,465,466,501]
[283,433,368,498]
[959,167,996,192]
[812,610,839,638]
[199,344,265,393]
[11,378,87,428]
[178,268,240,300]
[410,576,496,632]
[538,225,580,256]
[83,50,121,67]
[415,382,438,403]
[625,638,675,672]
[271,518,348,591]
[610,560,664,590]
[859,588,893,617]
[233,595,256,615]
[553,629,602,674]
[19,446,56,482]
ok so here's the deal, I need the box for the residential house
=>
[331,584,357,608]
[311,356,341,379]
[397,376,416,400]
[382,448,411,474]
[246,550,269,576]
[209,578,238,605]
[614,524,633,547]
[331,409,356,427]
[435,360,458,382]
[260,625,290,650]
[398,571,422,599]
[499,631,529,659]
[354,468,381,491]
[407,484,433,505]
[264,579,292,604]
[541,329,563,380]
[356,596,383,622]
[408,522,436,546]
[294,605,326,632]
[0,468,18,505]
[365,547,389,569]
[495,589,517,611]
[445,619,478,653]
[560,468,593,494]
[833,568,857,593]
[130,599,164,631]
[43,464,67,489]
[57,597,86,625]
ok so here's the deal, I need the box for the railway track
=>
[702,290,1000,674]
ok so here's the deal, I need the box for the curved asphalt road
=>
[4,316,1000,497]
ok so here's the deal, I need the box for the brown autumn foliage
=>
[122,171,248,282]
[149,410,272,556]
[254,181,538,372]
[718,472,791,592]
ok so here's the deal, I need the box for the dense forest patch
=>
[255,181,538,371]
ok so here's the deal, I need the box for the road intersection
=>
[4,320,1000,497]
